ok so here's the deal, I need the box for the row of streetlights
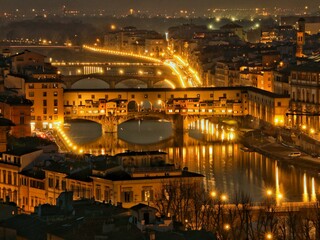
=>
[209,190,274,239]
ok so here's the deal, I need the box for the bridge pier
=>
[102,116,119,133]
[172,115,191,132]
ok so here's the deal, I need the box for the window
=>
[55,179,60,190]
[223,93,227,98]
[53,91,58,97]
[53,83,58,88]
[28,83,34,89]
[104,187,110,202]
[20,115,24,124]
[62,180,66,190]
[43,100,47,107]
[144,94,148,98]
[158,94,161,98]
[171,94,174,98]
[210,94,213,98]
[43,92,47,97]
[42,84,48,88]
[7,171,12,185]
[277,102,281,107]
[131,94,135,99]
[121,188,133,203]
[91,95,95,99]
[2,170,6,183]
[118,94,122,99]
[43,108,47,114]
[54,108,58,114]
[48,178,54,188]
[54,99,58,107]
[29,92,34,97]
[30,108,34,113]
[78,95,82,99]
[123,191,133,202]
[96,185,101,200]
[105,94,108,99]
[142,189,153,202]
[184,94,187,98]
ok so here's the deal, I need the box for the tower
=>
[296,18,305,58]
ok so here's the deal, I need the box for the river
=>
[65,118,320,203]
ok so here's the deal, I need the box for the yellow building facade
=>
[25,79,64,130]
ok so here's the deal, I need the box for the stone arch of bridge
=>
[153,80,175,88]
[70,77,110,89]
[115,78,148,89]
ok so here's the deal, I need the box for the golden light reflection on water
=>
[66,120,320,203]
[303,173,309,203]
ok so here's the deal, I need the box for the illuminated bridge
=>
[61,72,179,89]
[63,86,290,132]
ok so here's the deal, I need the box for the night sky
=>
[1,0,319,12]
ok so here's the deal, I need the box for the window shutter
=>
[150,190,154,201]
[130,191,133,202]
[121,192,125,202]
[142,190,145,202]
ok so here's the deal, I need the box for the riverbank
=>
[240,129,320,174]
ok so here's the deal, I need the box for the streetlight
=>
[266,189,273,197]
[265,232,273,239]
[210,191,217,198]
[221,194,228,202]
[224,223,230,231]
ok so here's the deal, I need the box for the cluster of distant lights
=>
[1,6,319,20]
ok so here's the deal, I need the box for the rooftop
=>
[0,117,15,126]
[98,169,204,181]
[20,168,45,180]
[4,147,41,157]
[115,150,167,157]
[0,94,33,106]
[291,62,320,72]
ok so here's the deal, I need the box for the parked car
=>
[288,152,301,157]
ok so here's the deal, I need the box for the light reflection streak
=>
[312,177,317,202]
[303,173,309,202]
[64,119,320,203]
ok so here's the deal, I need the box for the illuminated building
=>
[288,62,320,130]
[0,118,14,152]
[10,50,46,74]
[296,18,305,58]
[0,95,33,137]
[104,26,166,56]
[0,148,43,208]
[25,78,64,130]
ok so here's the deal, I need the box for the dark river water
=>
[65,119,320,203]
